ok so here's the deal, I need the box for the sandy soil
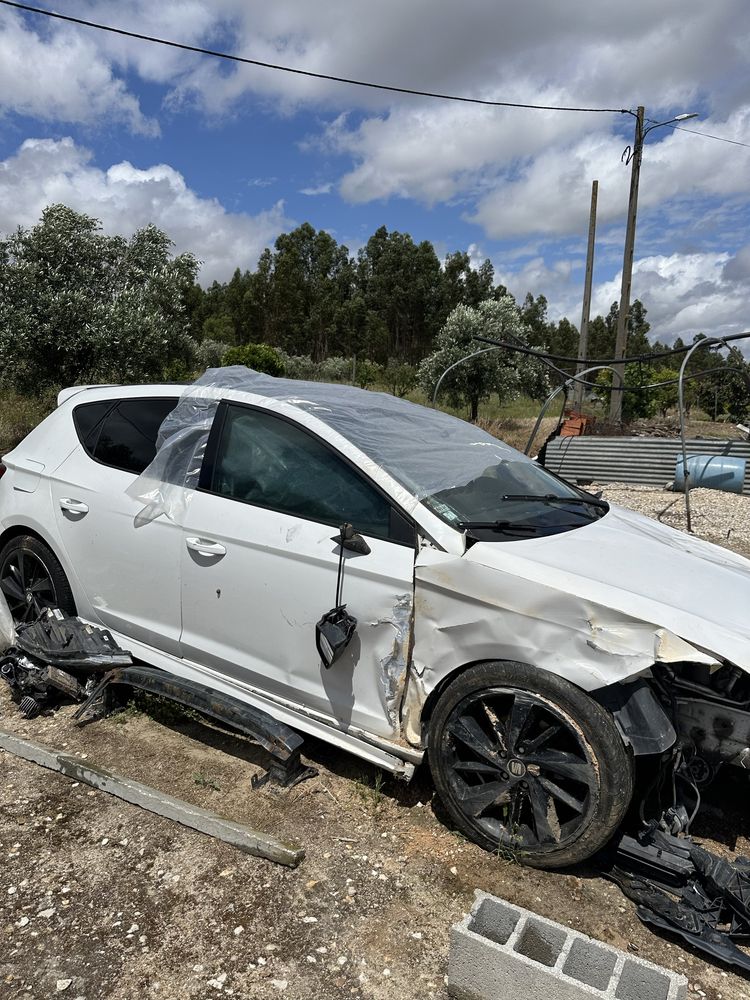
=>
[3,516,750,998]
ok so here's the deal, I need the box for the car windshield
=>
[421,460,606,539]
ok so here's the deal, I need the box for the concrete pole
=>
[574,180,598,410]
[609,106,645,423]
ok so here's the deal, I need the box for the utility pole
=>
[574,180,598,411]
[609,105,645,423]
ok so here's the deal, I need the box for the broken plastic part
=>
[593,679,677,756]
[316,606,357,669]
[603,829,750,974]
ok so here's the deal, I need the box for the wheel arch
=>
[413,657,675,758]
[0,522,79,615]
[415,657,540,749]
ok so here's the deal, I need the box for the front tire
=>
[0,535,76,623]
[428,661,634,868]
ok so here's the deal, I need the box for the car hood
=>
[465,503,750,670]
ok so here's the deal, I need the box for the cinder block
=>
[448,891,686,1000]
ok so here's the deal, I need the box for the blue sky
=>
[0,0,749,344]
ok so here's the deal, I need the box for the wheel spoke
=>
[1,576,25,602]
[28,576,54,596]
[532,750,596,788]
[526,780,560,844]
[505,693,534,753]
[457,779,512,817]
[8,560,23,588]
[523,724,561,754]
[479,700,508,753]
[538,775,586,815]
[448,714,501,767]
[453,760,504,776]
[16,551,27,588]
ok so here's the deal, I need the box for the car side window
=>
[73,398,177,475]
[209,404,397,541]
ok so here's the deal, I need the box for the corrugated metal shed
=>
[541,436,750,495]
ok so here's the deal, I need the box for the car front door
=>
[50,396,183,655]
[179,401,416,739]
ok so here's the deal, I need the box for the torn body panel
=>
[371,592,414,729]
[412,546,720,702]
[407,507,750,753]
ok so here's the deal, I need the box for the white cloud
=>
[0,9,156,134]
[299,182,332,196]
[0,138,290,283]
[493,245,750,345]
[592,251,750,342]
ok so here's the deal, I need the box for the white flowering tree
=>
[0,204,199,392]
[418,296,549,421]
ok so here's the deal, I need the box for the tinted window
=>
[75,398,177,475]
[210,404,395,539]
[72,401,114,452]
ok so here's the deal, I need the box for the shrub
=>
[221,343,286,376]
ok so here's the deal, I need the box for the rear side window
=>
[73,398,177,475]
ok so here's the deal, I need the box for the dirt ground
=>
[3,502,750,999]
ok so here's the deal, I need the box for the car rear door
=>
[179,400,416,739]
[50,395,183,654]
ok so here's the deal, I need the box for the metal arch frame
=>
[524,365,618,455]
[677,337,731,533]
[431,347,505,405]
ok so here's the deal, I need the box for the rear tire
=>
[428,661,634,868]
[0,535,76,623]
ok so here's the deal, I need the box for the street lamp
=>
[608,107,698,422]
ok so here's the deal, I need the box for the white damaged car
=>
[0,367,748,868]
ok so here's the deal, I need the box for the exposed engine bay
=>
[663,661,750,784]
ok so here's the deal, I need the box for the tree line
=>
[0,204,747,424]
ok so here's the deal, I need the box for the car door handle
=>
[59,498,89,514]
[185,537,226,557]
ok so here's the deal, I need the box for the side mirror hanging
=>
[315,523,360,669]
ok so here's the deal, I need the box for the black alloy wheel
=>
[0,535,76,624]
[429,661,634,868]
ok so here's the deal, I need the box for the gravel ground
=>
[596,484,750,557]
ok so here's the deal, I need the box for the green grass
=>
[0,390,58,453]
[193,772,221,792]
[355,769,385,812]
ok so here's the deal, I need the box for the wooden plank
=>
[0,727,304,868]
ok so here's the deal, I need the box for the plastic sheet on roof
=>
[126,366,523,522]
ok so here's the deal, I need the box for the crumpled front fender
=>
[402,545,720,748]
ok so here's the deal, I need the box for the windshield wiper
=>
[501,493,609,510]
[457,520,539,534]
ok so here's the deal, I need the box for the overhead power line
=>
[0,1,625,113]
[663,122,750,150]
[473,330,750,367]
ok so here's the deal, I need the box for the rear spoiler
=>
[57,385,118,407]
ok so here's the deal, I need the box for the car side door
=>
[179,400,417,739]
[49,395,183,655]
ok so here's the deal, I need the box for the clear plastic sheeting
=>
[127,366,525,522]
